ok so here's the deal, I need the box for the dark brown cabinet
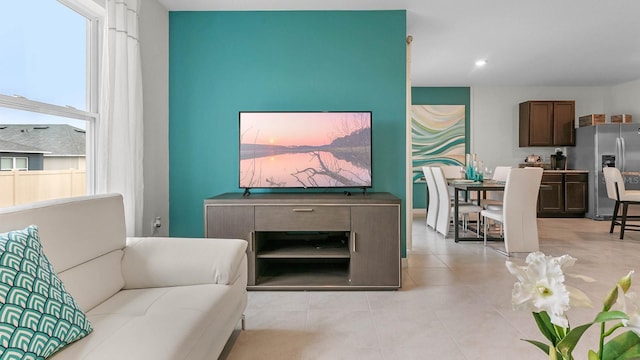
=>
[204,192,401,290]
[520,101,576,147]
[538,172,587,217]
[538,173,564,213]
[564,174,588,213]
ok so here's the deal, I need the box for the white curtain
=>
[97,0,144,236]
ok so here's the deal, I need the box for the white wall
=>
[133,0,640,231]
[139,0,169,236]
[471,86,608,170]
[606,78,640,116]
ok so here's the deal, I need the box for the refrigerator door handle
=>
[616,137,622,171]
[621,137,626,171]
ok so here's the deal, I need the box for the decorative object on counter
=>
[465,153,476,180]
[611,114,633,124]
[506,251,640,360]
[551,149,567,170]
[579,114,606,127]
[526,154,543,163]
[465,153,484,181]
[484,166,494,180]
[475,160,483,181]
[520,156,542,168]
[521,154,546,168]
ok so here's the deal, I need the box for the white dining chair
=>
[603,167,640,239]
[432,166,483,237]
[440,165,472,204]
[441,165,464,179]
[480,167,543,256]
[422,166,439,230]
[482,166,512,209]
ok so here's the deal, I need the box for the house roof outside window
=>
[0,138,50,154]
[0,124,85,157]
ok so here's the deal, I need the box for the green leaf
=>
[524,339,551,355]
[557,322,595,357]
[588,350,600,360]
[594,311,629,323]
[602,331,640,360]
[534,312,561,344]
[553,311,629,357]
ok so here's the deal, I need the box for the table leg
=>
[454,187,460,242]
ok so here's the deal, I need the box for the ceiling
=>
[157,0,640,87]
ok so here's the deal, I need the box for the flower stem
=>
[603,322,624,338]
[598,322,624,358]
[599,322,605,358]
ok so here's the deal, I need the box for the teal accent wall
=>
[412,87,470,208]
[169,11,408,255]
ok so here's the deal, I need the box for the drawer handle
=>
[292,208,314,212]
[352,232,357,252]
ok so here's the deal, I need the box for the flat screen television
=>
[239,111,372,190]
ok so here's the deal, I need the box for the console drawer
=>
[255,206,350,231]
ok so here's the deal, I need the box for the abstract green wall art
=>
[411,105,466,182]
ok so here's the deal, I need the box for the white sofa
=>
[0,193,247,359]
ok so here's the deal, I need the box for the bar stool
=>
[603,167,640,239]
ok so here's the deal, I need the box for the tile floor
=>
[226,215,640,359]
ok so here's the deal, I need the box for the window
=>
[0,157,28,171]
[0,0,102,206]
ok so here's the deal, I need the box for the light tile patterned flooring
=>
[227,216,640,359]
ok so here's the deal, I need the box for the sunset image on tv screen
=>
[239,112,372,189]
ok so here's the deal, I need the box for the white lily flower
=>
[566,285,593,308]
[509,253,637,359]
[506,252,575,328]
[620,289,640,336]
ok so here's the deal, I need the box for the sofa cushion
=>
[0,194,126,273]
[122,237,247,288]
[0,226,92,358]
[57,250,125,312]
[49,276,248,360]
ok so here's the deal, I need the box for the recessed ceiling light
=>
[475,59,487,67]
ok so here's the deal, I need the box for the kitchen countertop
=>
[543,169,588,173]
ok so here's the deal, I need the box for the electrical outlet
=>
[153,217,161,229]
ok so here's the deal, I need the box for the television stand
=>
[204,192,401,290]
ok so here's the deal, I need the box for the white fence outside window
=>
[0,169,86,207]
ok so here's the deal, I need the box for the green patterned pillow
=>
[0,225,92,359]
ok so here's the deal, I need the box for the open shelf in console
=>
[256,231,350,258]
[255,231,351,287]
[256,259,350,287]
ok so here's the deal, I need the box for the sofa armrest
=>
[121,237,247,289]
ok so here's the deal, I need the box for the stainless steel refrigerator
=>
[567,123,640,220]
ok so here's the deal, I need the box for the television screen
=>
[239,111,372,189]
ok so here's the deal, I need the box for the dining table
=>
[450,179,551,242]
[450,179,506,242]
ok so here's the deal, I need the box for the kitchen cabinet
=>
[564,173,588,213]
[537,171,587,217]
[519,100,576,147]
[538,173,564,213]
